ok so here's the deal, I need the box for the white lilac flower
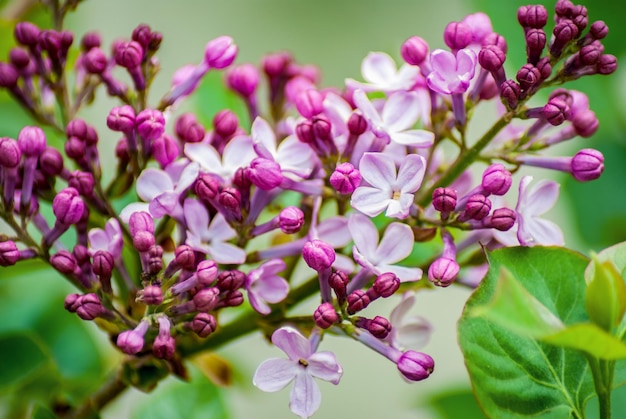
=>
[185,134,256,184]
[353,89,434,148]
[253,327,343,418]
[345,51,420,93]
[348,213,422,282]
[351,152,426,219]
[183,198,246,264]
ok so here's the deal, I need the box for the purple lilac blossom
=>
[345,52,420,93]
[245,259,289,315]
[426,48,477,95]
[88,218,123,259]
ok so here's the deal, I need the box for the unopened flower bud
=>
[517,5,548,28]
[296,120,315,144]
[18,126,46,157]
[462,194,492,220]
[174,244,195,270]
[53,188,85,225]
[64,293,81,312]
[151,135,179,168]
[589,21,608,40]
[129,211,154,235]
[50,250,78,274]
[302,240,335,271]
[248,157,283,190]
[142,285,163,305]
[107,105,136,133]
[500,79,521,109]
[363,316,392,339]
[197,259,219,286]
[295,89,324,119]
[0,240,19,267]
[478,45,506,72]
[329,270,349,303]
[76,293,105,321]
[133,230,155,252]
[220,290,244,307]
[193,287,220,311]
[347,289,370,315]
[213,109,239,139]
[543,98,570,126]
[482,164,512,195]
[226,63,259,97]
[175,113,205,143]
[0,137,21,168]
[347,112,368,136]
[312,115,332,142]
[401,36,429,65]
[114,41,143,69]
[571,148,604,181]
[330,162,361,195]
[116,320,149,355]
[39,147,63,176]
[397,350,434,381]
[314,302,338,329]
[373,272,400,298]
[432,187,457,213]
[428,257,459,287]
[444,21,472,50]
[218,187,241,212]
[0,63,18,87]
[204,36,237,69]
[92,250,114,279]
[152,316,175,359]
[195,173,219,201]
[14,22,40,47]
[490,208,516,231]
[572,110,599,138]
[278,206,305,234]
[597,54,617,75]
[83,47,107,74]
[217,270,247,291]
[136,109,165,140]
[191,313,217,337]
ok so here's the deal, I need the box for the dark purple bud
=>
[263,52,292,78]
[151,135,179,168]
[0,241,19,266]
[516,64,541,91]
[50,250,78,274]
[17,126,46,157]
[500,79,521,109]
[14,22,40,47]
[443,21,472,50]
[248,157,283,190]
[551,20,579,57]
[555,0,574,18]
[347,112,368,136]
[136,109,165,141]
[213,109,239,139]
[39,147,63,176]
[482,32,508,53]
[217,270,247,291]
[428,257,459,287]
[571,148,604,181]
[490,208,516,231]
[314,302,338,329]
[142,285,163,305]
[60,31,73,51]
[193,287,220,311]
[64,293,81,312]
[76,293,106,321]
[68,171,95,196]
[116,320,149,354]
[295,89,324,119]
[38,30,61,57]
[0,137,21,168]
[572,110,599,138]
[401,36,429,65]
[204,36,237,69]
[278,206,305,234]
[175,113,205,143]
[302,240,335,271]
[83,47,107,74]
[373,272,400,298]
[597,54,617,75]
[397,350,434,381]
[191,313,217,337]
[312,115,332,142]
[0,62,18,88]
[330,162,361,195]
[478,45,506,73]
[432,187,457,213]
[543,98,570,126]
[81,32,101,51]
[233,167,251,191]
[517,5,548,28]
[73,245,90,265]
[328,270,349,303]
[115,41,143,69]
[129,211,154,235]
[525,29,546,64]
[53,188,85,225]
[174,244,195,270]
[296,120,315,144]
[590,21,608,40]
[535,57,552,80]
[226,63,259,97]
[152,316,175,359]
[64,137,85,160]
[218,187,241,212]
[197,260,219,286]
[131,24,152,50]
[9,48,30,70]
[578,44,602,66]
[133,230,155,252]
[195,173,219,201]
[107,105,136,133]
[463,194,492,220]
[93,250,114,280]
[482,164,512,195]
[220,290,244,308]
[364,316,392,339]
[347,290,370,315]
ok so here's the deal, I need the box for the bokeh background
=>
[0,0,625,418]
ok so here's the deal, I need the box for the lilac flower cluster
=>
[0,0,616,417]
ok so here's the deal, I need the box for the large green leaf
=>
[458,246,593,418]
[0,333,50,389]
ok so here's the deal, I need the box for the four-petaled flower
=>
[515,175,564,246]
[426,48,477,95]
[253,327,343,419]
[351,152,426,219]
[346,52,420,93]
[387,292,432,350]
[246,259,290,315]
[348,213,422,282]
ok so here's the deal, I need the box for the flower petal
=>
[271,327,312,360]
[175,161,200,193]
[119,202,150,223]
[390,130,435,147]
[353,89,382,127]
[252,274,289,304]
[377,263,422,282]
[358,152,396,190]
[136,168,174,201]
[252,117,277,160]
[206,213,236,241]
[185,142,222,175]
[183,198,209,238]
[396,154,426,193]
[522,179,560,216]
[455,48,477,78]
[376,222,415,264]
[430,49,457,75]
[351,186,390,217]
[307,351,343,384]
[384,192,413,219]
[253,358,297,392]
[381,92,421,131]
[208,241,246,264]
[393,317,432,350]
[317,216,351,248]
[290,371,322,419]
[348,213,379,261]
[361,52,397,86]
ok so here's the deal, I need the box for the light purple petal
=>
[455,49,477,78]
[119,202,150,223]
[252,117,277,160]
[317,216,351,248]
[377,263,422,282]
[358,152,396,190]
[361,52,397,86]
[88,228,109,254]
[248,291,271,315]
[277,136,315,177]
[389,292,416,326]
[390,130,435,147]
[393,317,432,350]
[183,198,209,235]
[384,192,413,219]
[381,92,421,131]
[426,73,452,95]
[272,327,312,360]
[353,89,382,126]
[523,179,560,216]
[348,213,379,261]
[376,222,415,264]
[396,154,426,193]
[149,191,179,218]
[208,241,246,264]
[519,217,564,247]
[222,135,256,176]
[252,274,289,304]
[353,246,377,273]
[136,168,174,201]
[333,254,355,274]
[307,351,343,384]
[430,49,457,75]
[185,143,222,175]
[175,161,200,193]
[253,358,297,392]
[290,371,321,419]
[206,213,236,241]
[351,187,390,217]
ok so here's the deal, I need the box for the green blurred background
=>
[0,0,624,418]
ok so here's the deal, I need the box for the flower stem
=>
[65,368,128,419]
[586,354,611,419]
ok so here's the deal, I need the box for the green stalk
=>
[586,354,611,419]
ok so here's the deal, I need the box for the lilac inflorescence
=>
[0,1,617,417]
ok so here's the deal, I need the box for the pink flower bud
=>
[373,272,401,298]
[142,285,163,305]
[50,250,78,274]
[114,41,143,69]
[347,289,370,315]
[428,257,460,287]
[314,302,338,329]
[248,157,283,190]
[175,113,205,143]
[0,240,19,266]
[432,187,457,212]
[53,188,85,225]
[129,211,154,235]
[295,89,324,119]
[151,135,179,168]
[107,105,136,133]
[136,109,165,141]
[133,230,155,252]
[83,47,107,74]
[571,148,604,181]
[330,162,361,195]
[197,260,219,286]
[490,208,516,231]
[0,137,21,168]
[204,36,237,69]
[279,206,305,234]
[217,270,247,291]
[444,21,472,50]
[397,350,434,381]
[76,293,105,321]
[191,313,217,338]
[462,194,492,220]
[302,240,335,271]
[482,164,512,195]
[226,63,259,97]
[116,320,149,354]
[17,126,46,157]
[401,36,429,66]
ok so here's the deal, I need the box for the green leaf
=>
[132,365,229,419]
[0,332,50,389]
[585,256,626,332]
[584,241,626,284]
[542,323,626,360]
[458,246,593,418]
[423,387,485,419]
